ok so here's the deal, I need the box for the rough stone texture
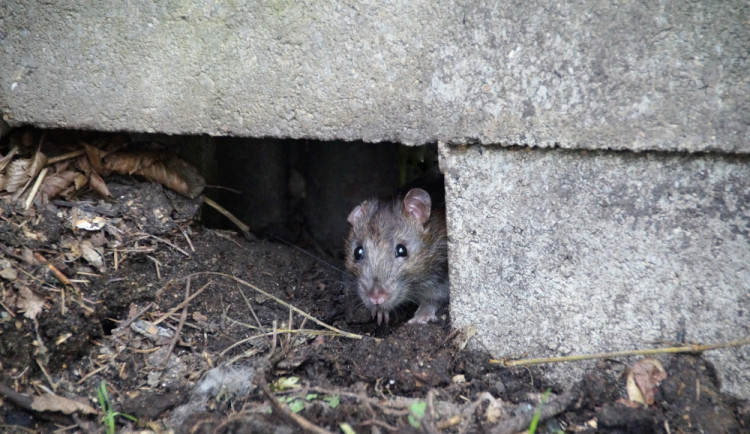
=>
[1,1,748,153]
[440,142,750,398]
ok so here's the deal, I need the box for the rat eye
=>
[354,246,364,261]
[395,244,408,258]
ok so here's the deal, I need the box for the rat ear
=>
[347,203,366,225]
[403,188,431,226]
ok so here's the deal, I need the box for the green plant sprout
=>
[408,400,427,428]
[528,388,552,434]
[97,381,137,434]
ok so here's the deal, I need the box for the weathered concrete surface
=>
[440,143,750,398]
[1,1,748,153]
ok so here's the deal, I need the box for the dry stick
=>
[202,196,250,234]
[113,302,154,333]
[33,252,76,289]
[46,149,85,165]
[36,359,59,393]
[497,336,750,367]
[220,326,356,357]
[152,281,210,325]
[260,382,335,434]
[180,227,195,252]
[141,233,191,257]
[0,382,73,427]
[236,283,274,345]
[162,277,191,367]
[76,365,107,385]
[0,299,16,318]
[147,255,162,280]
[33,251,76,316]
[180,272,363,340]
[24,167,48,210]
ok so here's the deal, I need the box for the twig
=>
[0,299,16,318]
[24,167,48,210]
[46,149,85,165]
[147,255,162,280]
[236,283,273,345]
[33,252,77,290]
[36,359,59,393]
[137,233,191,257]
[162,278,190,367]
[152,281,210,325]
[202,196,250,234]
[225,348,262,366]
[496,336,750,367]
[260,382,335,434]
[112,302,153,333]
[76,365,107,385]
[0,381,34,410]
[180,227,195,252]
[0,382,73,427]
[172,272,363,340]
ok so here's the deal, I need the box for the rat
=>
[345,188,449,325]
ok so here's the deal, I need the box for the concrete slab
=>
[1,1,748,152]
[440,143,750,398]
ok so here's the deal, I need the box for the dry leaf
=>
[103,151,205,198]
[41,170,80,199]
[31,393,97,415]
[83,142,105,174]
[28,152,48,179]
[73,172,87,190]
[0,267,18,281]
[0,145,19,172]
[454,325,478,351]
[17,286,46,320]
[103,151,160,175]
[88,171,112,197]
[80,240,105,271]
[626,358,667,405]
[4,158,31,192]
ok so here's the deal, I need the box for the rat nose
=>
[367,284,389,306]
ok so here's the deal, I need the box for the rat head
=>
[345,188,434,325]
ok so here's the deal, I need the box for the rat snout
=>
[366,284,390,306]
[365,283,392,325]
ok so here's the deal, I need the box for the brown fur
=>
[345,189,448,324]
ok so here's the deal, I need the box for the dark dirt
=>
[1,138,749,433]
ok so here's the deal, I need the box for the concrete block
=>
[1,1,748,153]
[440,143,750,398]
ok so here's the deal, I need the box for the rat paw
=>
[408,304,438,324]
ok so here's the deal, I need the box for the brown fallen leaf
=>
[83,142,106,174]
[4,158,32,193]
[103,151,205,198]
[88,170,112,197]
[41,170,80,199]
[31,393,98,415]
[626,358,667,405]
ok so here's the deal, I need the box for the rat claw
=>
[376,311,383,326]
[384,311,390,324]
[370,307,376,319]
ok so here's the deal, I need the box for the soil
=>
[1,144,749,433]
